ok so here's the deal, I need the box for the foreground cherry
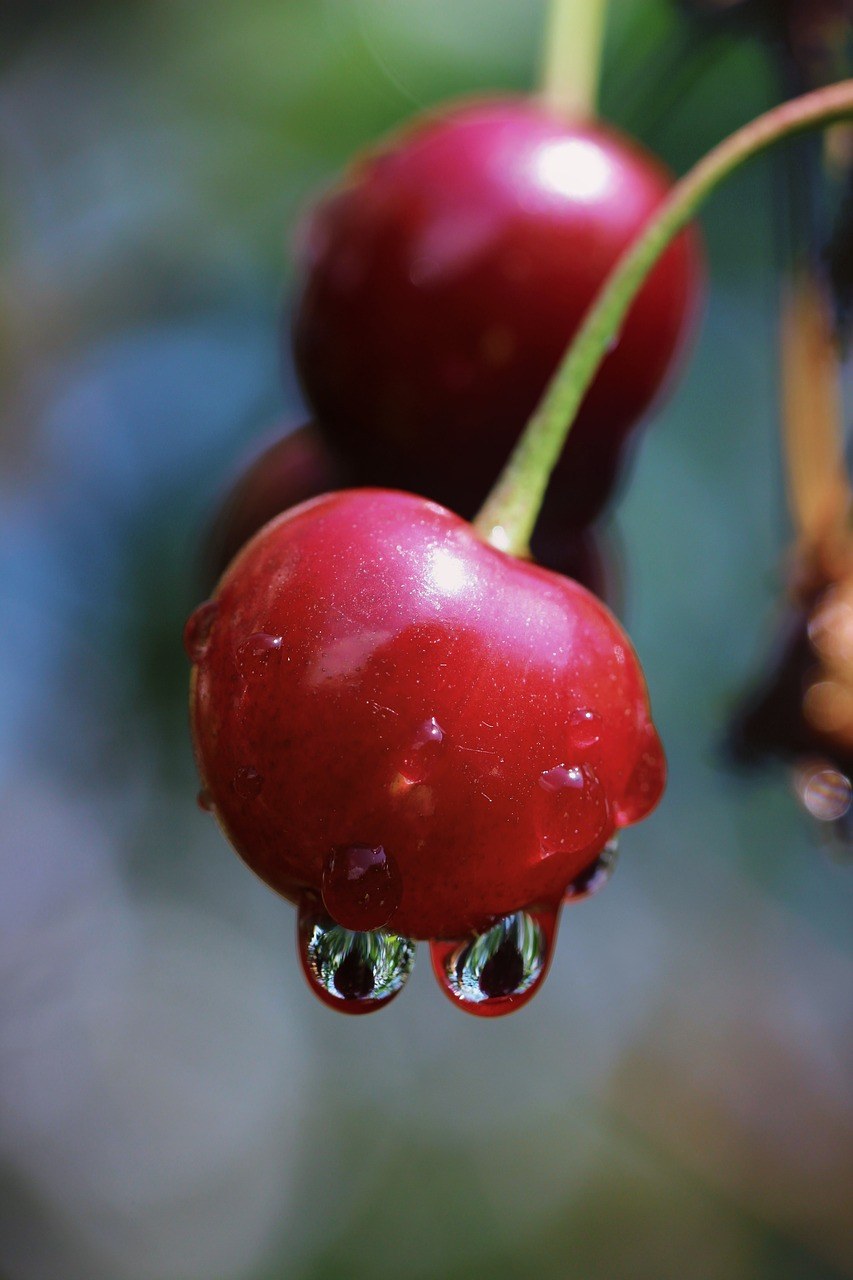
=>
[294,98,701,528]
[187,490,664,1015]
[203,424,619,603]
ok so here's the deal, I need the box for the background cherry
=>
[187,489,664,953]
[293,97,703,529]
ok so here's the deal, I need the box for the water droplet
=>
[536,763,609,855]
[237,632,283,679]
[565,837,618,900]
[430,906,558,1017]
[183,601,218,662]
[297,900,415,1014]
[614,722,666,826]
[567,708,602,750]
[795,764,852,822]
[322,844,402,931]
[399,717,445,784]
[233,766,263,799]
[196,788,214,813]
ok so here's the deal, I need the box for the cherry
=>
[186,489,665,1013]
[202,424,347,589]
[293,97,702,528]
[203,425,618,601]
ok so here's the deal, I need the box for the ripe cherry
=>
[186,490,665,1014]
[203,425,618,601]
[202,424,347,589]
[293,97,702,528]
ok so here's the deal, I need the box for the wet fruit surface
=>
[294,97,702,528]
[188,489,664,943]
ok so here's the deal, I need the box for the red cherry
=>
[202,425,618,601]
[187,490,664,1011]
[293,98,702,528]
[202,424,347,587]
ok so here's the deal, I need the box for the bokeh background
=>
[1,2,851,1278]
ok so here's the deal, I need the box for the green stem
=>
[475,80,853,557]
[540,0,608,118]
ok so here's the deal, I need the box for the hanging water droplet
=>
[565,837,619,901]
[237,631,283,679]
[233,766,263,799]
[322,844,402,931]
[567,707,602,750]
[398,716,445,784]
[430,905,559,1017]
[614,722,666,826]
[196,788,214,813]
[183,601,218,662]
[297,901,415,1014]
[535,763,609,855]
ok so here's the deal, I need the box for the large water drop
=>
[297,901,415,1014]
[430,906,559,1017]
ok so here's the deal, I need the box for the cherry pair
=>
[188,95,698,1015]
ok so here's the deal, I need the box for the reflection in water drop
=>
[321,844,402,931]
[565,837,618,901]
[297,901,415,1014]
[536,763,609,855]
[233,766,263,799]
[183,601,218,662]
[614,722,666,826]
[237,632,283,679]
[430,906,558,1017]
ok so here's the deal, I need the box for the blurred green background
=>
[0,2,851,1278]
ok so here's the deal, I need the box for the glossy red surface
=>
[188,490,664,939]
[293,98,702,528]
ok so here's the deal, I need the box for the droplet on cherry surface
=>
[297,899,416,1014]
[567,707,603,750]
[321,843,402,931]
[233,766,263,799]
[535,763,610,856]
[183,601,218,663]
[430,905,559,1017]
[196,788,214,813]
[238,632,283,679]
[399,716,445,784]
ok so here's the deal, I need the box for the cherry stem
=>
[474,80,853,558]
[540,0,608,118]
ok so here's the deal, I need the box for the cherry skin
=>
[293,97,702,529]
[187,489,664,942]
